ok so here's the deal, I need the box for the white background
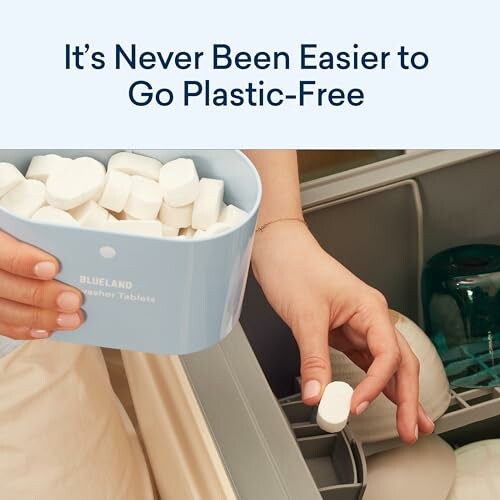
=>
[0,0,498,148]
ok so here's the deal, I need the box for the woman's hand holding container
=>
[0,231,83,339]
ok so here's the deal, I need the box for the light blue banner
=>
[0,1,498,148]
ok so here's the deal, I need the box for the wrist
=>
[251,218,315,280]
[255,217,307,234]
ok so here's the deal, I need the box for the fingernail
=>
[33,261,57,279]
[415,424,419,441]
[30,329,50,339]
[426,414,435,426]
[56,292,81,312]
[56,313,81,329]
[302,380,321,400]
[356,401,370,415]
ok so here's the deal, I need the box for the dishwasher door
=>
[180,150,500,499]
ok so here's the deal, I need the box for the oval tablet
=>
[69,200,109,228]
[32,206,79,226]
[191,178,224,230]
[159,158,200,207]
[124,176,162,220]
[0,163,24,198]
[158,202,193,228]
[26,154,69,182]
[218,204,248,227]
[0,179,46,218]
[316,381,353,434]
[108,152,162,181]
[46,157,106,210]
[98,169,132,213]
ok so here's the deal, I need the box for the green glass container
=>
[422,244,500,388]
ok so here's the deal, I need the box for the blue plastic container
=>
[0,150,261,355]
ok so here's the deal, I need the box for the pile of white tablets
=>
[0,153,248,239]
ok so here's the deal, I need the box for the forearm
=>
[243,150,315,279]
[242,150,303,226]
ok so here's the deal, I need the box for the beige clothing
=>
[0,340,154,500]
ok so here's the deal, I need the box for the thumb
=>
[293,316,332,406]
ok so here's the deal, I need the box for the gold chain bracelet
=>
[255,217,307,233]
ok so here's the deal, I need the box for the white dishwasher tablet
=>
[0,179,46,218]
[32,206,79,226]
[26,154,68,182]
[158,202,193,228]
[191,178,224,230]
[124,176,162,220]
[161,224,179,237]
[46,157,106,210]
[316,381,353,434]
[69,200,109,228]
[218,204,248,227]
[106,220,162,237]
[98,170,132,213]
[0,163,24,198]
[159,158,200,207]
[108,152,162,181]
